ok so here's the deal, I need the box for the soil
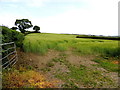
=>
[17,49,60,68]
[16,49,119,88]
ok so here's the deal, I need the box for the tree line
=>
[76,35,120,40]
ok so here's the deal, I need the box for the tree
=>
[15,19,33,34]
[33,25,40,33]
[11,27,18,30]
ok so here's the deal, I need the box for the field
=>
[3,33,119,88]
[23,33,119,56]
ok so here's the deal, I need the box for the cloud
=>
[0,0,89,9]
[26,0,50,7]
[0,0,119,36]
[0,0,20,3]
[0,13,26,28]
[0,0,50,7]
[0,0,89,8]
[32,0,118,36]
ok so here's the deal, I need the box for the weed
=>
[52,57,65,63]
[26,65,34,70]
[46,62,54,67]
[41,67,51,72]
[51,54,115,88]
[93,58,118,72]
[2,66,55,88]
[52,57,61,62]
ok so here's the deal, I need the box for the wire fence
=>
[0,42,18,69]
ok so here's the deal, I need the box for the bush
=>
[1,26,24,47]
[11,30,25,47]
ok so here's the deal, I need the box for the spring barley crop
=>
[23,33,119,57]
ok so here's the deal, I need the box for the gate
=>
[0,42,18,69]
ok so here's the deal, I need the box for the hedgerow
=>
[1,26,24,47]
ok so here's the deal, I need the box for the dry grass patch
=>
[2,66,58,88]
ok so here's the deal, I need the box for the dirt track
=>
[16,49,119,88]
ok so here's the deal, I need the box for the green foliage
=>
[15,19,33,34]
[93,58,118,72]
[23,33,119,57]
[41,67,51,72]
[1,26,24,47]
[2,26,12,43]
[11,27,18,30]
[46,62,54,67]
[73,41,119,57]
[33,25,40,33]
[11,30,25,47]
[55,43,68,51]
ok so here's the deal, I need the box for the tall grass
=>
[72,41,119,56]
[23,33,119,57]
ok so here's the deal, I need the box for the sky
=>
[0,0,119,36]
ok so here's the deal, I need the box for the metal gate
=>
[0,42,18,69]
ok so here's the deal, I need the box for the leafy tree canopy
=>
[33,25,40,33]
[11,27,18,30]
[15,19,33,34]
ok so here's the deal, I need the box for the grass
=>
[93,58,119,72]
[3,33,119,88]
[19,33,119,88]
[52,54,116,88]
[46,62,54,67]
[23,33,119,57]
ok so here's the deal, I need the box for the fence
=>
[0,42,18,69]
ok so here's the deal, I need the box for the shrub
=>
[1,26,24,47]
[11,30,25,47]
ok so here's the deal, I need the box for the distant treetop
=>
[33,25,40,33]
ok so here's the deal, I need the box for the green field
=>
[23,33,119,57]
[3,33,119,88]
[22,33,119,88]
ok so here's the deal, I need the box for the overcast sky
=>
[0,0,119,36]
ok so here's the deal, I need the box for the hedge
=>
[76,35,120,40]
[1,26,25,47]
